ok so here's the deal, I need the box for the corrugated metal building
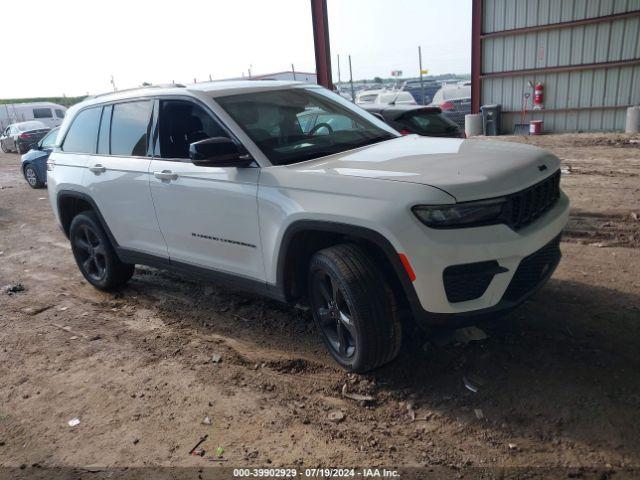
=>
[472,0,640,132]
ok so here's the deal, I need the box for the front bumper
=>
[402,191,569,322]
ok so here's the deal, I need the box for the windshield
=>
[216,88,397,165]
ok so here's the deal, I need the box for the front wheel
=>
[69,211,134,290]
[307,244,402,372]
[24,165,44,188]
[0,141,8,153]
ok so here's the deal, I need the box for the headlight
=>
[412,198,508,229]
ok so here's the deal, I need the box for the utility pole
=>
[348,55,355,102]
[110,75,117,92]
[291,63,297,80]
[418,46,425,105]
[248,65,252,79]
[337,54,341,87]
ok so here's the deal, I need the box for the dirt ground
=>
[1,133,639,476]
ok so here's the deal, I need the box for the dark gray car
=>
[0,121,50,154]
[362,105,463,138]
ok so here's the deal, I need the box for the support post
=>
[418,46,425,106]
[310,0,333,89]
[471,0,483,113]
[348,55,355,102]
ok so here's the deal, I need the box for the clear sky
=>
[0,0,471,98]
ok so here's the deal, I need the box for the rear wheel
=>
[24,165,44,188]
[15,143,24,154]
[69,211,134,290]
[307,244,402,373]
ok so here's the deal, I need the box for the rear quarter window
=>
[61,107,102,154]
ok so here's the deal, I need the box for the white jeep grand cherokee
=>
[47,81,569,372]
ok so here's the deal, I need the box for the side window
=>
[316,113,355,132]
[157,100,229,159]
[110,101,152,157]
[296,112,316,134]
[61,107,101,153]
[33,108,53,119]
[97,105,112,155]
[55,109,66,119]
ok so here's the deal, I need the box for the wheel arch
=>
[56,190,118,246]
[276,220,421,315]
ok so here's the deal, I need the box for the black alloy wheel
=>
[310,269,357,359]
[73,223,108,282]
[69,211,134,290]
[307,244,402,372]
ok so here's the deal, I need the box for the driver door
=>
[148,98,264,281]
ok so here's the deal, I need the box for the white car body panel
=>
[84,155,168,257]
[148,159,264,280]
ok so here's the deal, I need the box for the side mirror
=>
[189,137,253,167]
[370,112,385,122]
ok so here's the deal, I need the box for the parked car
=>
[430,84,472,128]
[1,121,51,154]
[362,105,463,138]
[355,89,384,105]
[0,102,67,130]
[48,81,569,372]
[401,79,441,105]
[373,91,417,106]
[21,127,59,188]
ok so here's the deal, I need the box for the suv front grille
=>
[503,235,561,302]
[507,170,561,230]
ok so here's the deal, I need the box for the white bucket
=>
[626,106,640,134]
[465,114,483,137]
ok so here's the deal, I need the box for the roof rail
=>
[87,83,186,100]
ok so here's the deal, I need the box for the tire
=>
[0,141,8,153]
[307,243,402,373]
[15,143,24,154]
[24,165,44,188]
[69,211,134,290]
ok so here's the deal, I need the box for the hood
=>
[290,135,561,202]
[21,148,49,162]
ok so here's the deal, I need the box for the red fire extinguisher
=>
[533,82,544,110]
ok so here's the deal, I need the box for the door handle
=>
[89,164,106,174]
[154,170,178,181]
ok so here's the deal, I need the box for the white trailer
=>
[0,102,67,130]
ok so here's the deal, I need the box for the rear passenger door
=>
[78,100,168,258]
[148,98,264,281]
